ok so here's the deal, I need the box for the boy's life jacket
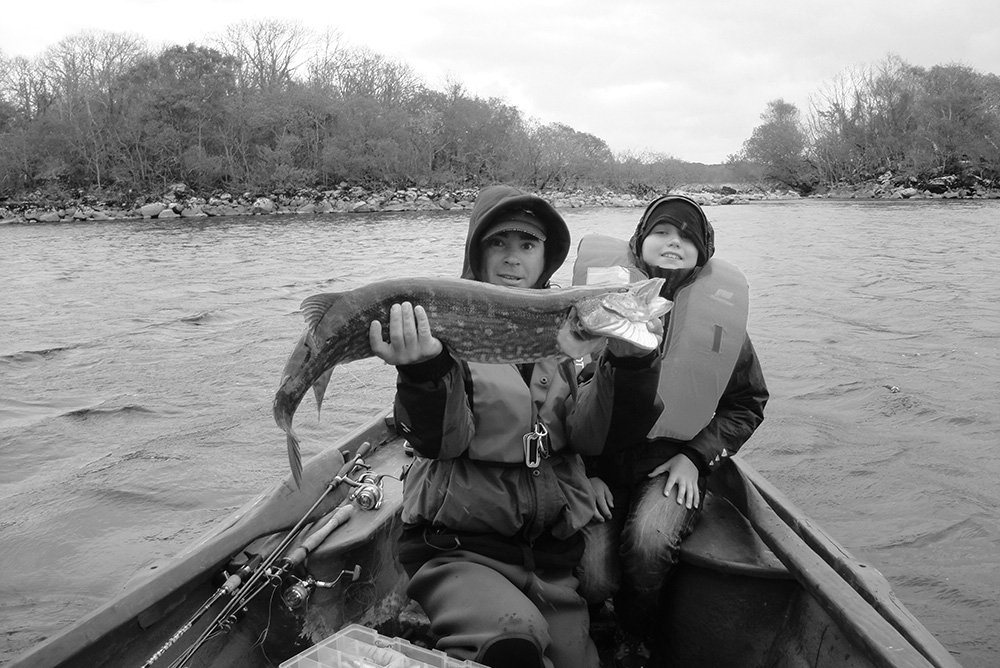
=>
[572,234,749,440]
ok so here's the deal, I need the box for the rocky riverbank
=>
[0,183,802,225]
[1,176,997,225]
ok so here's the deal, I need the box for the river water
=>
[1,200,997,666]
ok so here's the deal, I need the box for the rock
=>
[180,205,206,217]
[39,212,62,222]
[90,211,112,220]
[140,203,166,218]
[157,208,179,218]
[900,187,920,198]
[252,197,276,214]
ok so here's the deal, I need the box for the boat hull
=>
[10,410,959,668]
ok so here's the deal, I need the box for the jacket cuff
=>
[604,348,658,369]
[680,449,710,477]
[397,347,454,382]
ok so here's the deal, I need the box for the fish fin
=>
[312,368,333,416]
[632,277,665,300]
[287,430,303,488]
[631,278,672,317]
[300,292,344,334]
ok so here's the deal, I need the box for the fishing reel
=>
[281,565,362,610]
[339,469,397,511]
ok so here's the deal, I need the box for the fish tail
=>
[274,390,303,487]
[287,430,303,488]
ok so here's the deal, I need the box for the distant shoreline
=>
[2,180,998,225]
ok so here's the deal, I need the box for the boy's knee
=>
[577,568,620,604]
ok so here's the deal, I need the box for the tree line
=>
[3,28,996,203]
[0,21,724,202]
[733,55,1000,193]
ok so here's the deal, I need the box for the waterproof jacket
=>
[393,185,660,569]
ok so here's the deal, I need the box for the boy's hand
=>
[588,476,615,521]
[649,453,701,509]
[369,302,443,365]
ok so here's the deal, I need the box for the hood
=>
[461,185,570,288]
[627,194,716,272]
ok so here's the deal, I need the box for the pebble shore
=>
[0,184,802,225]
[2,177,997,225]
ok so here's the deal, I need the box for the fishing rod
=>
[139,555,262,668]
[143,441,374,668]
[167,442,375,668]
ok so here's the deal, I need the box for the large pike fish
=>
[274,277,670,485]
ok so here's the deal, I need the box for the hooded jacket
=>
[393,185,661,571]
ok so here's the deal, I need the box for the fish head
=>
[574,278,671,351]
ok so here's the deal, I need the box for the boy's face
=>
[481,231,546,288]
[641,222,699,270]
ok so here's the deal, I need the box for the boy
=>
[575,195,769,661]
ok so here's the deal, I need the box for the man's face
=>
[481,231,546,287]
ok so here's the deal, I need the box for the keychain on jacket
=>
[523,421,550,468]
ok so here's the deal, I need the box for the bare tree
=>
[216,20,311,93]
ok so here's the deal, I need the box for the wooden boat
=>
[10,409,960,668]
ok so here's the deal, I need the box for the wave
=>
[0,345,78,365]
[0,396,148,431]
[891,572,997,609]
[62,404,156,420]
[882,516,990,551]
[178,310,243,325]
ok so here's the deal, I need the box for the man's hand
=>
[369,302,443,365]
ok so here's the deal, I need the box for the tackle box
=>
[279,624,488,668]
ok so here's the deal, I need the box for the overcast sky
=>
[3,0,999,163]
